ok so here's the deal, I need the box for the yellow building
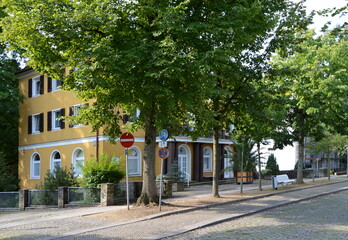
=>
[17,68,233,189]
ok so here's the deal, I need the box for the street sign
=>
[158,147,169,159]
[159,141,167,148]
[159,129,169,141]
[120,133,134,148]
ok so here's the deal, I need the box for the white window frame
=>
[203,147,212,172]
[224,146,234,178]
[72,148,84,177]
[51,78,62,92]
[30,153,41,179]
[71,104,85,127]
[51,109,62,130]
[50,151,62,171]
[178,144,191,181]
[32,113,41,134]
[128,146,142,176]
[32,76,41,97]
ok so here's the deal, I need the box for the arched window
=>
[30,153,41,179]
[224,146,234,178]
[203,147,212,172]
[72,148,84,177]
[128,147,142,176]
[178,145,191,180]
[50,151,62,171]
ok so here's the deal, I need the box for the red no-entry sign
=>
[120,133,134,148]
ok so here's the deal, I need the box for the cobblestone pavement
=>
[168,190,348,240]
[1,179,347,240]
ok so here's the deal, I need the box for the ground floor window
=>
[30,153,41,179]
[224,146,234,178]
[51,151,62,171]
[72,148,84,177]
[128,147,142,176]
[203,147,212,172]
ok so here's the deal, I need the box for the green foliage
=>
[231,138,257,172]
[160,161,185,183]
[41,166,77,191]
[80,154,125,188]
[266,154,280,175]
[0,8,21,191]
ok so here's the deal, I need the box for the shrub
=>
[266,154,280,175]
[80,154,125,188]
[41,166,77,191]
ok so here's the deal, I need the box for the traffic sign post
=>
[159,129,169,141]
[120,133,134,210]
[158,147,169,211]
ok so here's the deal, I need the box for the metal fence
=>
[0,192,19,209]
[68,187,101,204]
[28,190,58,206]
[113,184,127,202]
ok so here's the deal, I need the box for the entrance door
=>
[178,145,190,180]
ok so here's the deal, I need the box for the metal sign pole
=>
[159,158,164,211]
[125,148,130,210]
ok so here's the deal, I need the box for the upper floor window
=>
[28,113,44,134]
[69,103,88,127]
[30,153,41,179]
[28,75,44,97]
[48,108,65,131]
[48,77,62,92]
[203,147,212,172]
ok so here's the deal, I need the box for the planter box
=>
[172,182,185,192]
[236,171,253,184]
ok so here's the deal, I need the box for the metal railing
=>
[68,187,100,204]
[28,190,58,206]
[0,192,19,209]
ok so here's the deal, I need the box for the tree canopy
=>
[0,7,21,191]
[269,28,348,182]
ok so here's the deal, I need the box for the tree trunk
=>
[296,129,305,184]
[136,110,158,206]
[212,127,220,198]
[257,142,262,191]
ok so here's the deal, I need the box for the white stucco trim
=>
[18,136,145,150]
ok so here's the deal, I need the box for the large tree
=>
[191,0,310,197]
[0,8,21,191]
[269,28,348,183]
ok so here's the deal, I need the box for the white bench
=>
[276,174,295,187]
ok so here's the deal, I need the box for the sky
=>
[272,0,347,170]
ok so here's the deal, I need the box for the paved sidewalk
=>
[0,176,347,240]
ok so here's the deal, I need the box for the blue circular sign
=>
[159,129,169,141]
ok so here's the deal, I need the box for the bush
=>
[80,154,125,187]
[266,154,280,175]
[41,166,77,191]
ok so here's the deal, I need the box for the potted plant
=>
[164,161,186,191]
[231,138,257,184]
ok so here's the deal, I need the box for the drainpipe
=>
[96,128,99,159]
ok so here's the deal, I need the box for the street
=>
[169,190,348,240]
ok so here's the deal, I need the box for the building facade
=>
[17,68,234,189]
